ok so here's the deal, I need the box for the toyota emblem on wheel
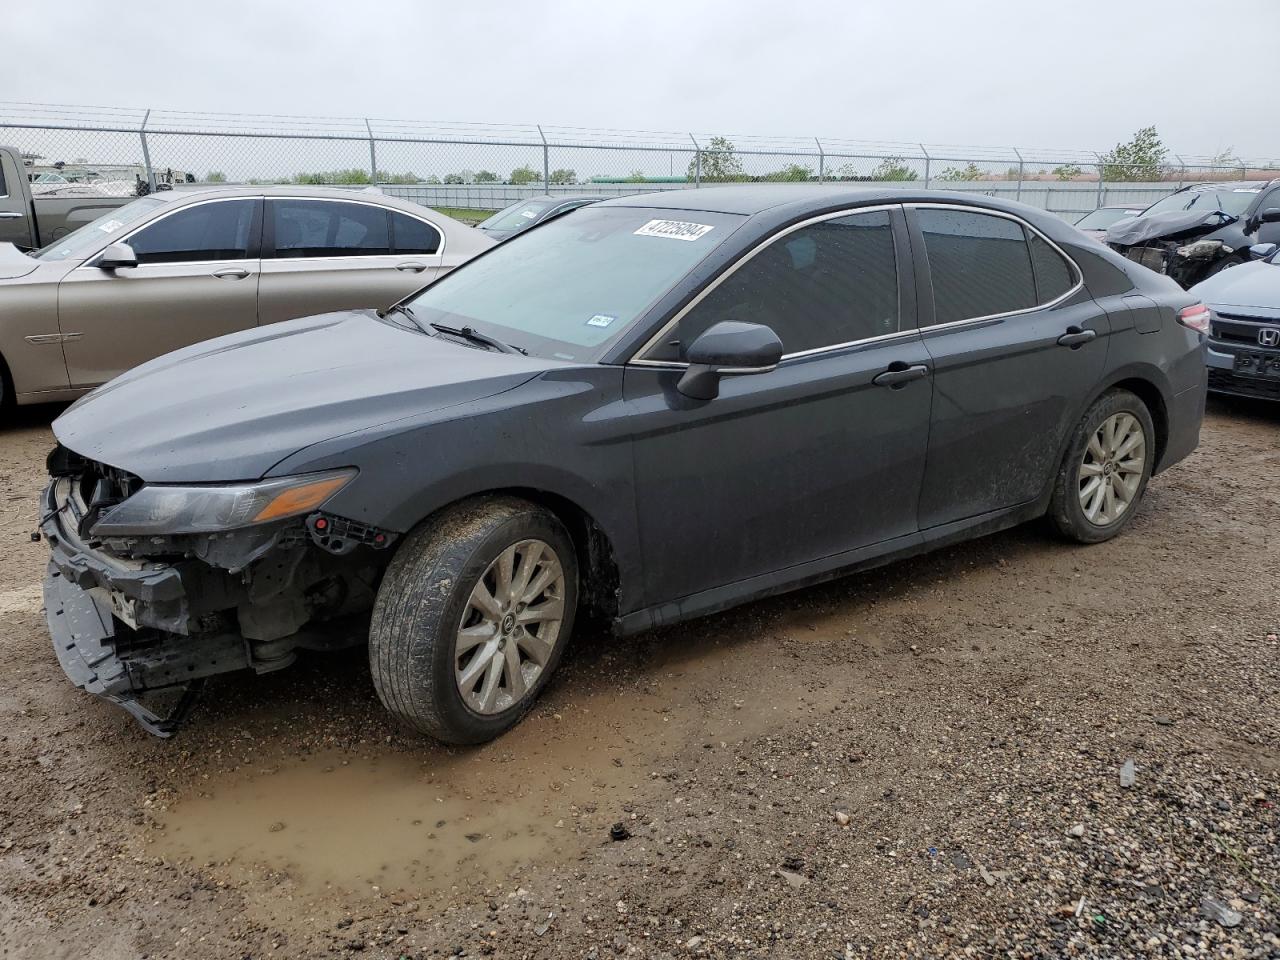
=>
[1259,328,1280,347]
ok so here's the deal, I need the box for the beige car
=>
[0,186,495,407]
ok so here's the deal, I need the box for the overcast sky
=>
[6,0,1277,161]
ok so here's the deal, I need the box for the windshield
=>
[1141,188,1259,219]
[478,198,559,234]
[406,205,744,360]
[1075,207,1141,230]
[33,198,166,262]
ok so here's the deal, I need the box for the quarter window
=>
[648,209,899,361]
[390,211,441,255]
[126,199,256,264]
[1029,234,1075,302]
[270,200,391,258]
[916,209,1037,325]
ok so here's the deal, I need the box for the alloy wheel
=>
[1078,412,1146,527]
[454,539,566,714]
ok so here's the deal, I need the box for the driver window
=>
[644,209,899,362]
[127,199,256,264]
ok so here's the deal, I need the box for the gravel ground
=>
[0,398,1276,959]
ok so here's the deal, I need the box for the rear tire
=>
[1049,389,1155,544]
[369,496,577,744]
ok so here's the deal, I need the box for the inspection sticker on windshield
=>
[634,219,715,241]
[97,219,124,233]
[586,314,616,328]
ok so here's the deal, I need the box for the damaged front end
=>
[1106,209,1242,289]
[40,445,396,736]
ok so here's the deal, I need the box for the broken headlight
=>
[1174,239,1229,259]
[89,469,356,537]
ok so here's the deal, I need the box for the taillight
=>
[1177,303,1211,335]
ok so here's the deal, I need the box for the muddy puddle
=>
[155,631,802,899]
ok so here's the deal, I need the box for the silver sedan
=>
[0,186,494,407]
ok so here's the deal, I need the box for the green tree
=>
[474,170,498,183]
[626,169,648,183]
[762,163,814,182]
[422,175,441,185]
[510,166,540,185]
[205,170,227,183]
[937,162,984,182]
[549,168,578,185]
[442,173,464,185]
[1052,163,1082,181]
[1210,147,1241,171]
[293,168,372,185]
[1099,126,1167,182]
[689,136,744,182]
[869,157,918,181]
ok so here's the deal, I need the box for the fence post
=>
[920,144,930,189]
[365,118,377,183]
[1175,154,1185,190]
[138,108,156,193]
[1093,152,1105,210]
[537,125,549,189]
[1013,146,1024,203]
[690,134,701,187]
[815,137,825,183]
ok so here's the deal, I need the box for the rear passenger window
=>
[650,209,899,360]
[271,200,390,258]
[390,212,441,255]
[1029,234,1076,302]
[917,209,1036,324]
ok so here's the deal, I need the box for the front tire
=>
[369,497,578,744]
[1049,389,1155,544]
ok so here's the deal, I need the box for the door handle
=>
[872,362,930,388]
[0,211,23,220]
[395,262,429,273]
[1057,326,1097,348]
[212,268,250,280]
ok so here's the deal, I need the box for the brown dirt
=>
[0,398,1276,959]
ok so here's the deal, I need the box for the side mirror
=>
[97,242,138,270]
[1258,207,1280,225]
[1249,242,1278,261]
[676,320,783,400]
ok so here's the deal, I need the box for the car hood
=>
[0,242,39,280]
[53,310,554,483]
[1190,260,1280,311]
[1106,209,1235,246]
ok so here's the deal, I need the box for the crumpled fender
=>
[1106,210,1234,246]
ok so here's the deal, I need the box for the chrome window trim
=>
[267,195,444,259]
[628,201,1086,368]
[909,202,1085,329]
[628,203,903,366]
[75,195,259,269]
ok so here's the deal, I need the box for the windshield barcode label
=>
[634,220,715,241]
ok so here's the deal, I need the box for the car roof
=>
[151,184,454,219]
[1179,180,1275,192]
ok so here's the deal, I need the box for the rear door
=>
[625,206,935,606]
[58,197,262,388]
[257,198,445,325]
[0,150,33,248]
[907,204,1108,529]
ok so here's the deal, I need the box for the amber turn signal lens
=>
[252,474,353,522]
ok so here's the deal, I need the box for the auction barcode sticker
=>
[633,219,715,241]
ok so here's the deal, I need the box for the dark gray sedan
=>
[41,186,1207,741]
[476,194,598,240]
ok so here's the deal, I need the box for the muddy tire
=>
[369,497,578,744]
[1049,389,1155,544]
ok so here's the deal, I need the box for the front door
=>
[0,150,32,248]
[257,198,445,326]
[907,205,1109,529]
[626,207,934,607]
[58,197,262,388]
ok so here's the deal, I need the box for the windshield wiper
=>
[380,303,428,335]
[428,321,526,355]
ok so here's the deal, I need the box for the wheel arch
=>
[402,486,623,632]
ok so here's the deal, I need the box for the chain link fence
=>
[3,101,1277,222]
